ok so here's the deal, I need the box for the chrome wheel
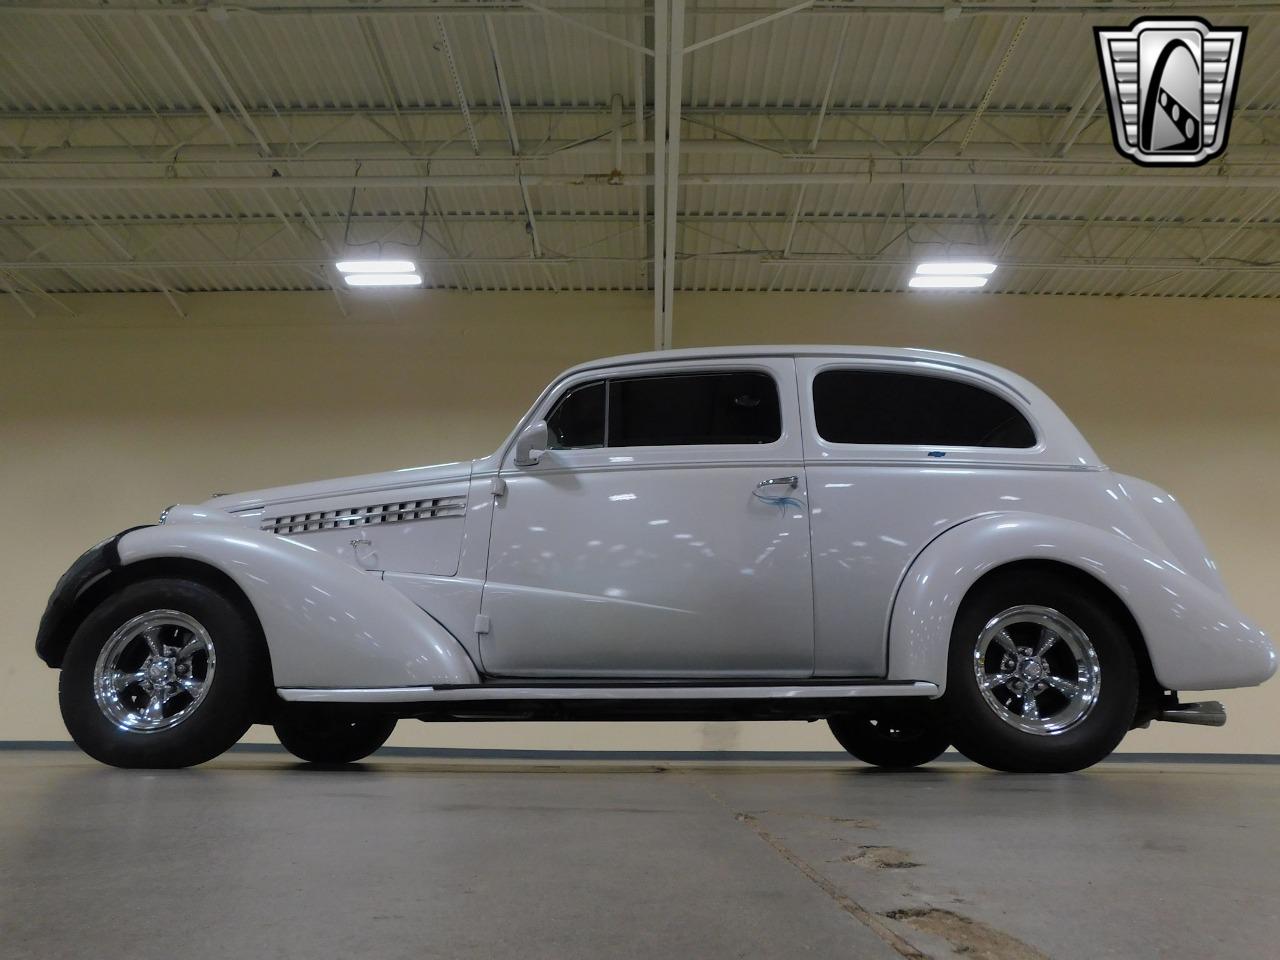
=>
[972,605,1100,736]
[92,610,216,734]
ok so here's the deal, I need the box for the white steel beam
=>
[652,0,668,349]
[433,16,480,155]
[12,171,1280,190]
[523,1,654,56]
[661,0,685,350]
[4,256,1277,276]
[10,139,1280,165]
[7,210,1277,234]
[486,14,542,260]
[10,1,1273,18]
[683,0,813,54]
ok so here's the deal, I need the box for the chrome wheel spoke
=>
[994,629,1019,656]
[1021,688,1041,720]
[177,677,204,699]
[175,635,205,661]
[110,670,148,692]
[981,672,1014,691]
[142,690,168,722]
[142,625,164,656]
[1045,675,1079,698]
[1035,627,1058,658]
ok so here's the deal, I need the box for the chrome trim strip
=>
[277,682,941,704]
[262,495,466,536]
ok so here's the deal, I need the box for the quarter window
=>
[544,371,781,449]
[813,370,1035,448]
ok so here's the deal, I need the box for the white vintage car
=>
[38,346,1275,772]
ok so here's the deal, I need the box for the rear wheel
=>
[944,571,1138,773]
[273,706,396,764]
[59,578,265,769]
[828,711,949,769]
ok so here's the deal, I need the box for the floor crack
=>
[690,775,929,959]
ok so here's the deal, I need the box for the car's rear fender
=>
[888,511,1275,693]
[116,508,479,689]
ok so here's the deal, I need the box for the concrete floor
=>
[2,751,1278,959]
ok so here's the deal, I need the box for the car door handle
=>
[756,475,799,489]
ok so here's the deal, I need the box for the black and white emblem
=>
[1095,17,1245,166]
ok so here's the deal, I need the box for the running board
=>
[277,681,940,705]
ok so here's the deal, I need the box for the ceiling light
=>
[908,275,989,289]
[914,261,998,276]
[343,273,423,287]
[335,259,417,274]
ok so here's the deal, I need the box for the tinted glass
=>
[813,370,1035,448]
[546,380,605,449]
[608,372,781,446]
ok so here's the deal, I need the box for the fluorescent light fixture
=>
[335,259,417,274]
[908,275,989,289]
[344,273,423,287]
[914,261,998,276]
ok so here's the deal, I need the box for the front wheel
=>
[828,711,950,769]
[59,578,266,769]
[944,572,1138,773]
[273,706,396,764]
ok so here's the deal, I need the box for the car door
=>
[797,356,1043,677]
[479,357,814,678]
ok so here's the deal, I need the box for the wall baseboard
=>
[2,740,1279,764]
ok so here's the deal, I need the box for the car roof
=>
[564,345,1017,390]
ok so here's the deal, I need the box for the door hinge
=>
[474,614,491,635]
[489,477,507,499]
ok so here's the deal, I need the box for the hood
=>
[202,460,474,516]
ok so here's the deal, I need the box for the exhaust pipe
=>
[1157,701,1227,727]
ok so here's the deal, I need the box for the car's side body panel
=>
[888,511,1275,692]
[805,466,1149,677]
[116,513,480,689]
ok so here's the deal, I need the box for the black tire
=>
[59,577,266,769]
[944,571,1138,773]
[273,706,396,764]
[828,711,950,769]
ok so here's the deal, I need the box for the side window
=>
[813,370,1036,448]
[608,371,781,446]
[546,380,605,449]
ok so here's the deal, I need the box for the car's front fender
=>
[117,509,479,689]
[888,512,1275,694]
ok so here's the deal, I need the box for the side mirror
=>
[514,420,549,467]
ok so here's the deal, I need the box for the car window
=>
[608,371,781,446]
[546,380,605,449]
[544,370,782,450]
[813,369,1035,448]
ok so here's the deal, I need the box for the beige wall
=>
[2,289,1276,754]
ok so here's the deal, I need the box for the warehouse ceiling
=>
[3,0,1280,326]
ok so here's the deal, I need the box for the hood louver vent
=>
[263,495,466,536]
